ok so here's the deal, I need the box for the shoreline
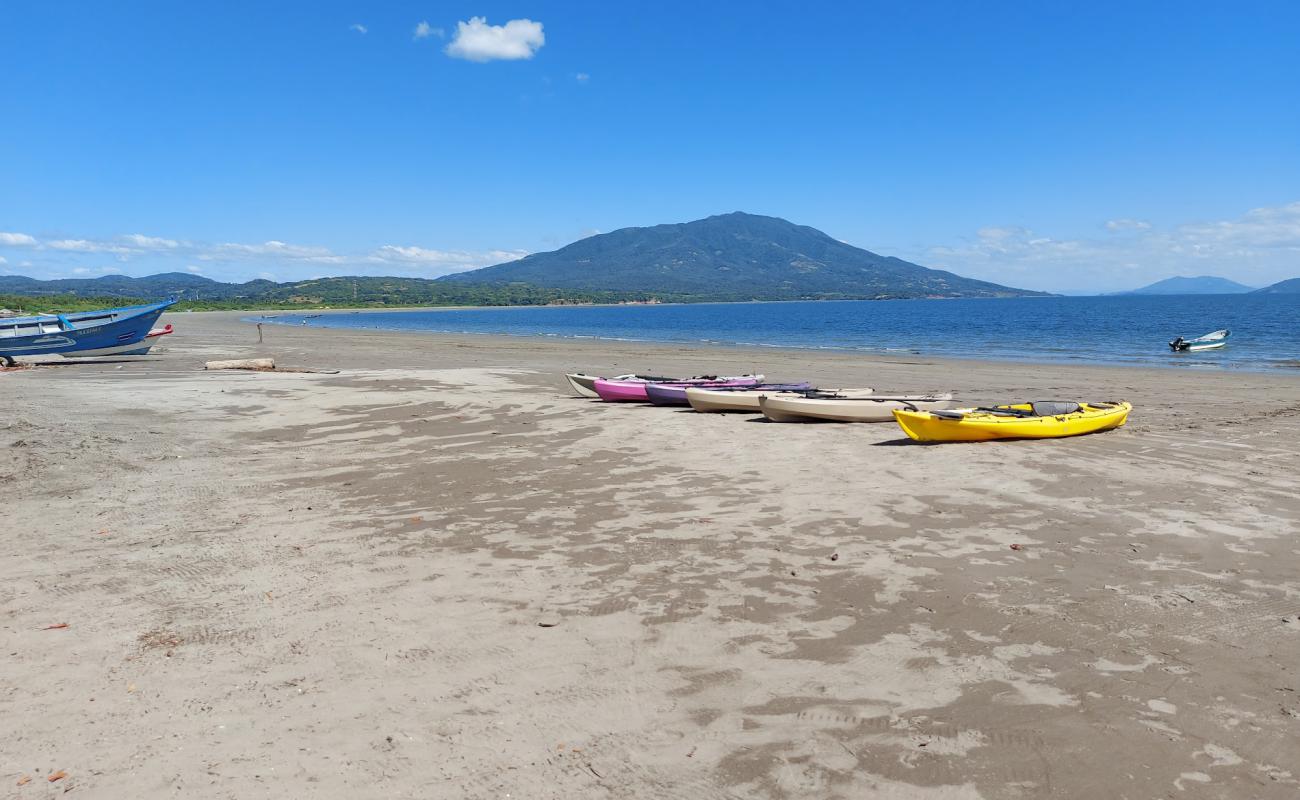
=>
[4,311,1299,798]
[244,308,1300,375]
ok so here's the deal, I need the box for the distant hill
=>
[1253,277,1300,294]
[1122,275,1255,295]
[0,273,678,311]
[443,212,1046,300]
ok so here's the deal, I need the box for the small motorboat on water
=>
[893,401,1131,442]
[759,392,953,423]
[646,381,813,407]
[0,300,176,365]
[593,375,764,402]
[1169,329,1229,352]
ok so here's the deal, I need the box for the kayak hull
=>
[893,401,1132,442]
[645,380,773,406]
[593,376,762,402]
[760,393,953,423]
[685,384,831,412]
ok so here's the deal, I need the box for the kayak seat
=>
[1029,401,1082,416]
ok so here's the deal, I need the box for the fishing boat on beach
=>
[1169,329,1229,352]
[893,401,1131,442]
[0,300,176,365]
[759,392,952,423]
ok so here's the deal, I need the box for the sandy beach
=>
[3,310,1299,798]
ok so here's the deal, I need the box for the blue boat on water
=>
[0,299,176,365]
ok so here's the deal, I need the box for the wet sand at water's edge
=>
[3,310,1299,798]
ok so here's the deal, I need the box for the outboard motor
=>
[1169,337,1186,351]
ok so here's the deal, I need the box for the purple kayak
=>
[593,375,762,402]
[644,381,812,406]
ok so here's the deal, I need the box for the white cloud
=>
[256,272,277,281]
[1105,218,1152,232]
[350,23,368,35]
[924,201,1300,293]
[122,233,180,249]
[445,17,544,62]
[414,21,443,40]
[0,232,38,246]
[575,72,590,83]
[216,240,341,261]
[186,265,203,274]
[48,238,134,254]
[0,256,6,264]
[371,244,527,276]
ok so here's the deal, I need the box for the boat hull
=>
[893,401,1131,442]
[50,325,174,358]
[593,376,762,402]
[0,301,175,361]
[645,380,801,406]
[683,384,821,412]
[760,393,951,423]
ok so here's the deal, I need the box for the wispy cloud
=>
[413,21,443,40]
[575,72,590,83]
[445,17,544,62]
[370,244,527,276]
[925,201,1300,292]
[122,233,180,249]
[0,229,525,281]
[1105,218,1152,232]
[350,23,368,35]
[0,232,38,247]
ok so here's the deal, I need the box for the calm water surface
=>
[259,295,1300,371]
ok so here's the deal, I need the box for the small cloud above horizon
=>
[924,201,1300,292]
[413,21,444,40]
[445,17,544,62]
[1105,218,1153,232]
[349,23,368,35]
[575,72,590,83]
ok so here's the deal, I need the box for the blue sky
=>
[2,1,1298,293]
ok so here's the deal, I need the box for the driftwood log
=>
[204,358,276,371]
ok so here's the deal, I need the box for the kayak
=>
[648,381,813,407]
[893,401,1132,442]
[593,375,763,402]
[566,373,642,397]
[565,372,684,397]
[760,392,953,423]
[686,385,864,413]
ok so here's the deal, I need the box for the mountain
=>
[1123,275,1255,295]
[443,212,1045,299]
[1253,277,1300,294]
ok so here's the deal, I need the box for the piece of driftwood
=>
[205,358,275,371]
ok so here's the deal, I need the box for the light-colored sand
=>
[3,311,1299,798]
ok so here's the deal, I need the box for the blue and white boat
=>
[0,300,176,365]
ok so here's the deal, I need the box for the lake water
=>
[260,294,1300,371]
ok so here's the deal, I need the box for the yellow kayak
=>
[893,401,1131,442]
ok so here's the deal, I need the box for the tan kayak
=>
[760,392,955,423]
[686,386,873,413]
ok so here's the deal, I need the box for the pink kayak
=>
[593,375,762,402]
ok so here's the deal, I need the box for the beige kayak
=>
[759,393,955,423]
[686,387,873,413]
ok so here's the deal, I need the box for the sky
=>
[2,1,1298,294]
